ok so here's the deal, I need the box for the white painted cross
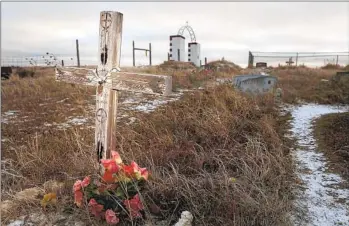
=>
[55,11,172,167]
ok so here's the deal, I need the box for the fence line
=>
[1,54,78,67]
[248,51,349,68]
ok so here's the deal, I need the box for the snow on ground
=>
[1,91,186,132]
[289,103,349,226]
[1,110,20,124]
[128,97,181,113]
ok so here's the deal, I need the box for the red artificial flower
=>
[122,164,135,178]
[74,190,83,207]
[105,209,120,225]
[101,159,119,174]
[88,198,104,218]
[73,180,82,192]
[123,161,149,180]
[101,158,120,183]
[102,171,115,183]
[123,194,143,218]
[81,176,90,188]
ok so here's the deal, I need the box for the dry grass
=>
[321,63,342,70]
[314,112,349,182]
[1,66,294,225]
[123,64,233,91]
[113,86,293,225]
[272,67,349,104]
[1,69,97,223]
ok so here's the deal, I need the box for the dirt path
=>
[289,104,349,226]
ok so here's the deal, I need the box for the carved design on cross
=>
[96,108,107,122]
[101,12,112,30]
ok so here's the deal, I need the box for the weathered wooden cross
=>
[55,11,172,166]
[286,57,294,66]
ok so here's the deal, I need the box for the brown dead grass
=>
[112,86,293,225]
[122,65,235,91]
[314,112,349,182]
[1,66,293,225]
[272,67,349,104]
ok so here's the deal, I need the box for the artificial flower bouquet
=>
[73,151,149,225]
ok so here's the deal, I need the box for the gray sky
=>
[1,2,349,67]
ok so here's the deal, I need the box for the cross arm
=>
[55,66,172,96]
[109,72,172,96]
[55,66,100,86]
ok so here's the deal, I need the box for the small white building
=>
[188,42,201,67]
[169,35,186,62]
[233,74,278,94]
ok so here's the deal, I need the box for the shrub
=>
[321,63,340,70]
[17,68,35,78]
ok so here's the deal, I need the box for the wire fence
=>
[1,54,137,68]
[249,51,349,68]
[3,51,349,68]
[1,54,79,67]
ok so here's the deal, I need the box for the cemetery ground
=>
[1,64,349,225]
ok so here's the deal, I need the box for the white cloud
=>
[1,2,348,67]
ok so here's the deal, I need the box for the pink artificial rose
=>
[88,198,104,218]
[140,167,149,180]
[81,176,90,188]
[88,198,98,206]
[73,180,82,192]
[105,209,120,225]
[74,190,83,207]
[123,194,143,218]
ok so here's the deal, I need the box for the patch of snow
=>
[127,117,137,125]
[130,97,180,113]
[2,110,19,124]
[67,117,88,125]
[174,211,193,226]
[289,103,349,226]
[56,123,70,130]
[122,98,139,104]
[7,220,33,226]
[216,78,233,84]
[56,98,69,103]
[176,89,192,93]
[4,110,19,116]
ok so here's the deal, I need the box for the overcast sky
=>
[1,2,349,67]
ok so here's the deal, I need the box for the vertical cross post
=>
[149,43,152,66]
[95,11,123,162]
[76,39,81,67]
[132,40,135,67]
[295,53,298,67]
[336,55,339,66]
